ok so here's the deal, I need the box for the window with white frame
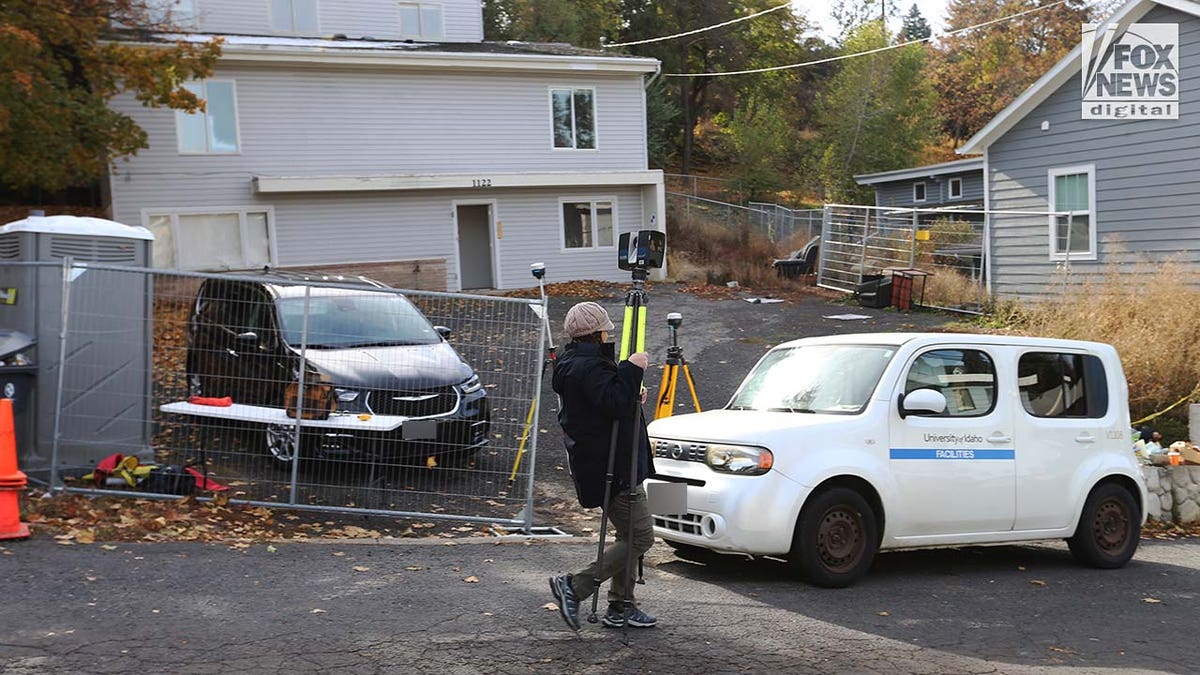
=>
[146,209,273,270]
[561,200,614,250]
[551,88,596,149]
[176,80,239,153]
[399,2,444,39]
[1048,166,1096,259]
[146,0,196,26]
[948,177,963,199]
[912,181,927,202]
[271,0,318,33]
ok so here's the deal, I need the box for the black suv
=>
[185,272,489,464]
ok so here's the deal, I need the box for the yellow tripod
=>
[654,312,701,420]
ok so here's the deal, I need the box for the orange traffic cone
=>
[0,398,30,540]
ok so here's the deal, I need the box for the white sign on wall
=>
[1082,22,1179,120]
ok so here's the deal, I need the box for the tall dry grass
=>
[997,260,1200,437]
[666,202,785,287]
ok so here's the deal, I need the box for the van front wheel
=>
[1067,482,1140,569]
[790,487,879,588]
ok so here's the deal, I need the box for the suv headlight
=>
[459,374,482,394]
[334,388,361,403]
[706,444,773,475]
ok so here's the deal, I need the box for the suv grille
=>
[653,439,707,463]
[654,513,702,536]
[367,387,458,418]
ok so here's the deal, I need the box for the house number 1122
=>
[472,178,492,187]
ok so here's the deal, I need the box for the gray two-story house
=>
[958,0,1200,298]
[108,0,663,291]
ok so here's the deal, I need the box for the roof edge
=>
[854,157,984,185]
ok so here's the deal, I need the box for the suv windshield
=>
[728,344,896,414]
[276,293,442,348]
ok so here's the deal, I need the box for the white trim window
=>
[948,177,963,200]
[145,208,275,270]
[561,199,615,250]
[271,0,318,33]
[399,2,444,39]
[146,0,196,26]
[912,181,927,203]
[551,88,597,149]
[1047,165,1097,260]
[176,80,240,154]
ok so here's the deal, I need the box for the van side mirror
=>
[898,388,947,419]
[434,326,452,339]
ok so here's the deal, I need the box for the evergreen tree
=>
[902,3,932,42]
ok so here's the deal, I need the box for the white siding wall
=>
[986,5,1200,298]
[194,0,483,42]
[106,60,654,288]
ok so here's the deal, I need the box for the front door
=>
[888,346,1016,538]
[456,204,493,290]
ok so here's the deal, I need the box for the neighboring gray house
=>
[853,158,985,217]
[958,0,1200,298]
[107,0,663,291]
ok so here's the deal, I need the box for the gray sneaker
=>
[602,603,657,628]
[549,575,580,631]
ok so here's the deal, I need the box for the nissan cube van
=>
[647,333,1147,587]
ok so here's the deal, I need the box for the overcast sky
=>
[800,0,949,39]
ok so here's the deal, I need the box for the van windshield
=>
[276,293,441,348]
[728,345,896,414]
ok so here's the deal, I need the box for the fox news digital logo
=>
[1082,23,1178,120]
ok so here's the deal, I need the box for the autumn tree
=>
[931,0,1090,144]
[0,1,221,192]
[812,20,939,202]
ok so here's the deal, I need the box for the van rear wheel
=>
[790,487,878,588]
[1067,482,1140,569]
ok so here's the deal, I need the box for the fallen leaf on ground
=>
[543,603,558,611]
[353,566,370,572]
[1030,580,1046,586]
[463,576,479,583]
[877,611,890,616]
[311,608,327,614]
[405,565,422,571]
[1143,597,1162,604]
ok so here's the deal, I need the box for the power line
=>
[600,1,792,49]
[661,0,1072,78]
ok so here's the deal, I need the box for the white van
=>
[647,333,1147,587]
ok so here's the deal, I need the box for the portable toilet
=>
[0,215,154,476]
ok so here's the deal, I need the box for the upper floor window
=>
[551,88,596,149]
[561,199,614,250]
[146,209,273,270]
[948,177,963,199]
[271,0,318,33]
[176,80,239,154]
[912,181,926,202]
[903,348,996,417]
[399,2,444,39]
[146,0,196,27]
[1048,165,1096,260]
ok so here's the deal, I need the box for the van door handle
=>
[987,433,1012,444]
[1075,433,1096,444]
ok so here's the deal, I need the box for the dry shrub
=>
[923,268,983,310]
[666,202,782,286]
[1004,259,1200,427]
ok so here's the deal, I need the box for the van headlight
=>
[458,374,482,394]
[705,444,773,475]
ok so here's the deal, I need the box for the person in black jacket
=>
[549,301,657,630]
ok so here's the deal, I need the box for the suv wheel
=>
[264,424,297,463]
[1067,482,1140,569]
[790,487,879,588]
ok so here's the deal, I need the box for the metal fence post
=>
[910,210,919,269]
[521,298,547,534]
[49,257,74,492]
[288,284,312,505]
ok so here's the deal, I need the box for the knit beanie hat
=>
[564,301,615,338]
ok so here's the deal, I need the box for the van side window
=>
[1018,352,1108,418]
[904,349,996,417]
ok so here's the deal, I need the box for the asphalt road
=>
[2,535,1196,674]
